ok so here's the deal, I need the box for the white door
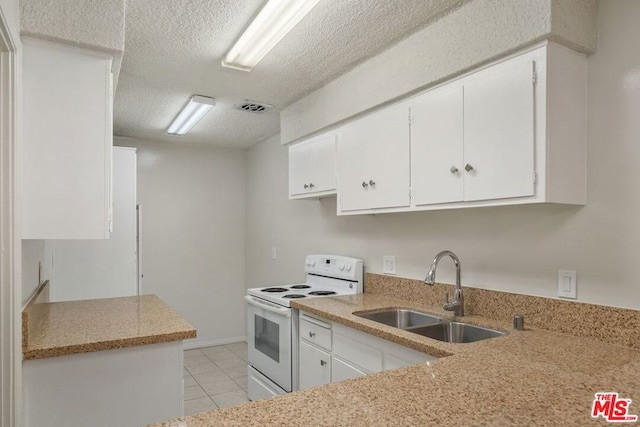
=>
[288,142,311,196]
[338,103,410,212]
[298,341,331,390]
[331,356,367,383]
[53,147,138,301]
[463,59,536,201]
[310,134,336,193]
[411,85,464,205]
[245,296,292,392]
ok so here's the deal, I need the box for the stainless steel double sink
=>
[353,308,505,343]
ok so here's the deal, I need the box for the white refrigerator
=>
[52,146,141,301]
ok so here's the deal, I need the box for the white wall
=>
[21,240,54,306]
[280,0,598,143]
[116,137,246,347]
[246,0,640,311]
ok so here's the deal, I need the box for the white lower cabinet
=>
[297,311,435,391]
[331,356,368,382]
[298,341,331,389]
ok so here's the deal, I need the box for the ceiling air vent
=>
[235,100,274,114]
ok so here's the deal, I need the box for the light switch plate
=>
[383,256,396,275]
[557,270,577,299]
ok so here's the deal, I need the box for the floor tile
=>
[224,342,247,352]
[184,349,203,358]
[184,375,198,387]
[232,375,247,391]
[186,362,220,375]
[192,370,230,386]
[231,349,248,361]
[200,346,234,356]
[211,390,249,409]
[204,349,238,362]
[223,365,247,379]
[184,385,208,401]
[183,396,218,416]
[201,378,241,395]
[183,355,214,368]
[214,357,246,371]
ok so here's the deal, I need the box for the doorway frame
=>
[0,5,21,427]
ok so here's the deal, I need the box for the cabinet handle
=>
[465,164,474,172]
[320,360,327,366]
[450,166,459,174]
[304,184,309,189]
[362,181,368,188]
[308,331,315,338]
[369,180,375,186]
[309,183,314,188]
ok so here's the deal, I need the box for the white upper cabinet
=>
[462,59,535,202]
[290,41,585,216]
[410,85,464,205]
[288,133,336,199]
[22,38,113,239]
[409,41,585,211]
[337,103,410,213]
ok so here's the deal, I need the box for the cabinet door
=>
[338,103,410,212]
[463,60,535,201]
[298,341,331,390]
[22,39,112,239]
[411,86,464,205]
[288,143,312,196]
[331,356,368,383]
[310,134,337,194]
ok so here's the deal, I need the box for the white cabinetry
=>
[337,103,410,213]
[410,42,585,210]
[297,312,434,391]
[410,85,464,205]
[289,133,336,199]
[22,38,113,239]
[53,147,138,302]
[298,314,332,390]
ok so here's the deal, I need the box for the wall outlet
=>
[271,247,277,260]
[383,256,396,275]
[557,270,577,299]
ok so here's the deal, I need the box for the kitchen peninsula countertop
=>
[152,293,640,426]
[23,294,196,360]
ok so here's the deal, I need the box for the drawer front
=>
[333,331,383,373]
[300,318,331,350]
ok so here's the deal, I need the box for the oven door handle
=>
[245,295,292,317]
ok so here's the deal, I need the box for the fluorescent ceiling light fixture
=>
[222,0,320,71]
[166,95,216,135]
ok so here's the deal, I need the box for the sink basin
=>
[354,309,443,329]
[407,322,505,343]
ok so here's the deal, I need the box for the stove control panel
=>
[305,254,363,282]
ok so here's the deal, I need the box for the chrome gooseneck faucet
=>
[424,250,464,316]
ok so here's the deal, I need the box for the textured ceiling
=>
[114,0,469,149]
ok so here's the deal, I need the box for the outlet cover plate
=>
[557,270,577,299]
[383,256,396,275]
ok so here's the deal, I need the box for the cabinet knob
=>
[369,180,375,186]
[308,331,315,338]
[450,166,459,174]
[320,360,327,366]
[465,164,474,172]
[362,181,368,188]
[309,183,314,188]
[304,184,309,189]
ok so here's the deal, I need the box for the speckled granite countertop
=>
[23,294,196,360]
[152,293,640,426]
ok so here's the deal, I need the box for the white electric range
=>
[245,254,363,401]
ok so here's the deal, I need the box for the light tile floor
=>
[183,342,249,416]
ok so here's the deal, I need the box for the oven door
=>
[245,295,292,392]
